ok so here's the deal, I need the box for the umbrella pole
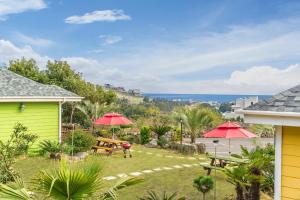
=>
[229,139,231,155]
[112,127,115,139]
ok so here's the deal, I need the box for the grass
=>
[15,145,235,199]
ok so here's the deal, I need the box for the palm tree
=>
[139,191,186,200]
[0,161,143,200]
[193,176,214,200]
[150,124,171,140]
[181,106,215,143]
[240,146,274,200]
[76,100,113,133]
[224,166,250,200]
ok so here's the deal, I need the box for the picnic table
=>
[92,137,126,155]
[200,155,248,175]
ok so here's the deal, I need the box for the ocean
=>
[143,93,271,103]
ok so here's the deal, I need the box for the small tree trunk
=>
[236,184,245,200]
[203,193,205,200]
[249,167,261,200]
[191,134,196,143]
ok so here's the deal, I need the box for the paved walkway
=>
[102,149,209,181]
[102,162,209,181]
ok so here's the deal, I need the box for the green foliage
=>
[218,103,232,113]
[224,145,275,200]
[140,126,151,144]
[38,140,61,155]
[248,124,274,138]
[34,161,102,199]
[0,161,142,200]
[176,105,221,143]
[193,176,214,200]
[139,191,186,200]
[9,58,47,83]
[150,122,171,140]
[64,130,95,154]
[75,100,114,131]
[0,178,33,200]
[0,123,37,183]
[157,136,168,148]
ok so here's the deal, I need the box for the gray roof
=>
[245,85,300,113]
[0,69,81,98]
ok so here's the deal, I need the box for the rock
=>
[74,152,89,159]
[145,139,158,147]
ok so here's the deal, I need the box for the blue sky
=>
[1,0,300,94]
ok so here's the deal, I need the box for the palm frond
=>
[101,177,144,200]
[0,178,33,200]
[33,161,102,200]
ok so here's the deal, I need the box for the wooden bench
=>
[92,146,113,155]
[200,163,224,175]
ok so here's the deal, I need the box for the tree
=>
[180,105,217,143]
[193,176,214,200]
[150,120,171,140]
[8,58,47,83]
[139,191,186,200]
[75,100,114,133]
[224,166,250,200]
[241,145,274,200]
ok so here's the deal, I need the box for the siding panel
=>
[282,126,300,200]
[0,102,59,145]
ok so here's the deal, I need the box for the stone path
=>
[102,162,210,181]
[130,149,204,161]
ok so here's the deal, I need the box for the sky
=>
[1,0,300,95]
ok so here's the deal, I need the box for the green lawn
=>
[15,145,235,199]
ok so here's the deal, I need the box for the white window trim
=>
[274,126,282,200]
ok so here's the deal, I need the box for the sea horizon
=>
[143,93,271,103]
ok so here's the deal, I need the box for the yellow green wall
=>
[282,126,300,200]
[0,102,59,144]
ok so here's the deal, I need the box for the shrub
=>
[140,126,151,144]
[0,123,37,183]
[193,176,214,200]
[64,130,95,154]
[157,136,168,148]
[39,140,61,155]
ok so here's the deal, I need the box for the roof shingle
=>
[245,85,300,113]
[0,69,80,98]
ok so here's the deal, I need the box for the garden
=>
[0,58,275,200]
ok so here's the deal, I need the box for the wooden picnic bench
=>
[201,155,248,175]
[92,137,126,156]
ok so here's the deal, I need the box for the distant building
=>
[231,96,258,112]
[223,96,259,119]
[104,84,112,89]
[128,89,141,96]
[114,87,126,93]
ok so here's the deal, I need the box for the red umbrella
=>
[94,113,133,138]
[203,122,257,153]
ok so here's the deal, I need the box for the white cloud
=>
[99,35,122,45]
[0,39,50,67]
[100,18,300,78]
[0,0,46,19]
[60,57,159,89]
[225,65,300,93]
[65,10,131,24]
[15,33,54,47]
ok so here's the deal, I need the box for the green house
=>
[0,69,83,143]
